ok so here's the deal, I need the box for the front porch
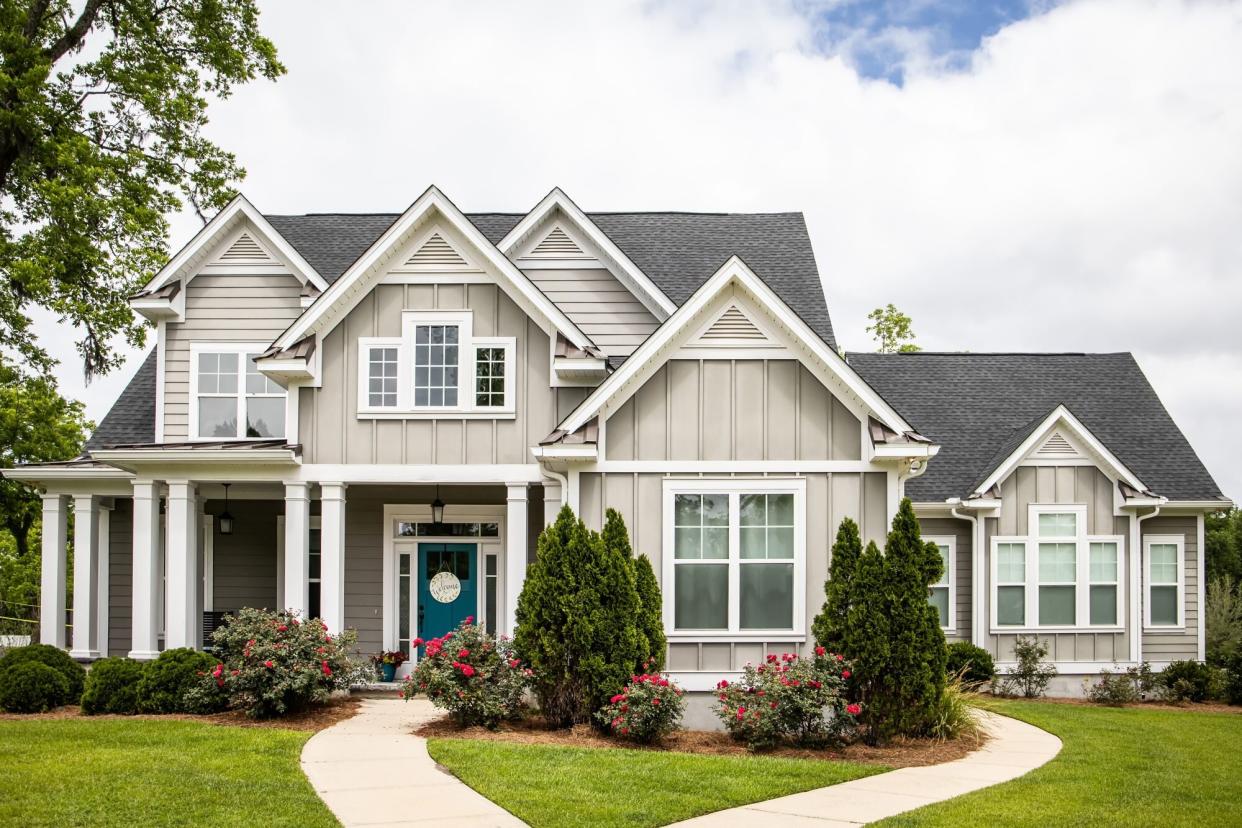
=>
[36,480,558,660]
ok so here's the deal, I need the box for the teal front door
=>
[417,543,476,650]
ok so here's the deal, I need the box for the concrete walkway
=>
[301,697,526,827]
[668,710,1062,827]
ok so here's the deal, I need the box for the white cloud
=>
[45,0,1242,499]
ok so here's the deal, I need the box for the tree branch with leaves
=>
[866,303,921,353]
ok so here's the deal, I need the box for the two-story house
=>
[8,186,1228,697]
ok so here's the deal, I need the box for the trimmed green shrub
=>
[827,500,948,744]
[515,506,644,727]
[946,642,995,686]
[195,608,358,718]
[597,672,684,744]
[811,517,862,654]
[633,555,666,672]
[995,635,1057,698]
[0,643,86,702]
[402,617,528,728]
[0,661,69,712]
[1085,667,1140,706]
[81,658,145,715]
[1225,654,1242,705]
[1159,660,1215,702]
[138,648,223,713]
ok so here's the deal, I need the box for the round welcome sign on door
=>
[429,571,462,604]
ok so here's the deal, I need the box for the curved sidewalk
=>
[301,697,526,827]
[668,710,1062,826]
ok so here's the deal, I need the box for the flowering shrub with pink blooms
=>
[595,668,685,744]
[402,617,529,728]
[713,648,860,751]
[189,607,360,719]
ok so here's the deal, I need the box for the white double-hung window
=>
[1144,535,1184,628]
[357,311,514,416]
[925,537,955,631]
[191,343,286,439]
[990,504,1125,631]
[663,479,805,639]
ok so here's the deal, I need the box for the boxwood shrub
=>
[1159,660,1216,702]
[82,658,145,715]
[0,644,86,703]
[0,662,70,713]
[945,642,995,686]
[139,648,224,713]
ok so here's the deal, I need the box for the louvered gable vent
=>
[218,232,273,264]
[530,226,584,256]
[699,306,767,342]
[406,232,468,268]
[1035,431,1079,458]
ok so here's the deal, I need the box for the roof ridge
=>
[847,351,1133,357]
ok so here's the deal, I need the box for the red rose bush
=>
[595,668,685,744]
[713,648,860,751]
[402,617,529,728]
[191,607,359,718]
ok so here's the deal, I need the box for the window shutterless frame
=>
[662,478,806,642]
[924,536,955,632]
[1143,534,1185,629]
[188,341,287,440]
[989,504,1125,633]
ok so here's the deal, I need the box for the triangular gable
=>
[555,256,914,438]
[970,404,1147,497]
[271,185,595,353]
[400,230,474,269]
[685,302,779,348]
[529,225,587,258]
[139,195,327,293]
[499,188,676,319]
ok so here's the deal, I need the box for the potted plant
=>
[372,650,408,682]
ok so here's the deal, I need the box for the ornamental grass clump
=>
[193,607,358,719]
[713,649,860,752]
[596,668,684,744]
[402,616,529,729]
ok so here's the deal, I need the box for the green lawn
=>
[880,700,1242,827]
[427,738,885,828]
[0,718,338,827]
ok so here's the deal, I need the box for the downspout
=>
[1132,503,1164,664]
[541,469,569,522]
[949,498,984,647]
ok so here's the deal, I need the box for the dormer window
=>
[357,311,514,417]
[190,343,286,440]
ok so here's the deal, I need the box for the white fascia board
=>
[253,357,314,385]
[271,185,595,354]
[2,465,133,482]
[557,256,914,437]
[872,443,940,459]
[91,448,300,466]
[139,195,327,294]
[498,187,677,318]
[972,405,1147,497]
[128,299,181,322]
[529,445,599,461]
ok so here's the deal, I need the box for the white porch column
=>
[129,481,162,659]
[165,481,200,649]
[39,494,68,648]
[283,482,311,616]
[69,496,101,659]
[96,505,111,657]
[504,483,529,636]
[320,482,347,632]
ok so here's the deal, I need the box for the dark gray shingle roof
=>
[847,352,1225,503]
[86,348,156,449]
[264,211,835,348]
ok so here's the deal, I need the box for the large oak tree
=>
[0,0,283,377]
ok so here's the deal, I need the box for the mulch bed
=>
[0,696,361,732]
[414,713,984,767]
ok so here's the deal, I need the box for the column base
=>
[68,649,102,661]
[127,649,161,661]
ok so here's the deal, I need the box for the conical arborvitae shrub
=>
[602,508,667,671]
[514,505,644,726]
[843,499,948,744]
[811,516,862,654]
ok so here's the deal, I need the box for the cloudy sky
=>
[41,0,1241,500]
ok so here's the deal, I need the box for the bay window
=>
[357,311,514,416]
[664,480,804,638]
[191,344,286,440]
[991,504,1125,631]
[1144,535,1184,628]
[925,537,955,631]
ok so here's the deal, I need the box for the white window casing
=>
[925,536,955,632]
[189,342,287,440]
[989,504,1125,633]
[355,311,515,418]
[1144,534,1185,630]
[662,478,806,642]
